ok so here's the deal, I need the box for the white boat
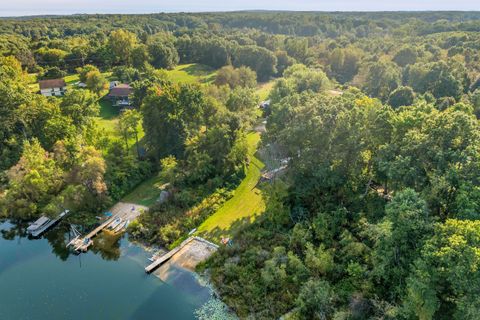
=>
[113,220,127,233]
[27,216,51,234]
[118,220,130,233]
[27,210,69,237]
[108,218,122,230]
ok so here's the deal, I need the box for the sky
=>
[2,0,480,17]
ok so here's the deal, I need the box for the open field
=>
[95,96,144,145]
[99,97,120,119]
[165,63,217,84]
[65,72,113,87]
[95,98,120,135]
[196,132,265,242]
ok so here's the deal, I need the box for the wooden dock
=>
[145,237,193,273]
[72,215,118,252]
[144,236,219,273]
[68,202,148,253]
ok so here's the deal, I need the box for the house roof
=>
[39,78,66,90]
[108,84,133,97]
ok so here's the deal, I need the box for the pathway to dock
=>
[71,202,148,253]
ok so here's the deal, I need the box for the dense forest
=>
[1,11,480,319]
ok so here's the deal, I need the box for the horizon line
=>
[2,9,480,19]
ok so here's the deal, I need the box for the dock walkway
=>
[72,215,118,252]
[145,236,219,273]
[70,202,148,253]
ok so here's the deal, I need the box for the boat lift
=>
[66,225,82,248]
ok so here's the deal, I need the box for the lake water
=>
[0,220,212,320]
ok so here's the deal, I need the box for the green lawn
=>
[64,71,112,85]
[196,132,265,242]
[99,98,120,120]
[95,98,119,135]
[64,74,79,85]
[122,174,165,207]
[95,98,144,145]
[256,80,275,101]
[165,63,217,84]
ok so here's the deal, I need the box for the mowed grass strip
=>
[197,132,265,241]
[256,80,275,101]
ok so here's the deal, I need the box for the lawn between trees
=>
[109,63,219,207]
[123,80,272,245]
[196,132,265,242]
[123,131,268,245]
[29,62,269,242]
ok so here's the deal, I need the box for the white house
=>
[39,79,67,97]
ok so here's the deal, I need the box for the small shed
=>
[39,78,67,97]
[108,83,133,107]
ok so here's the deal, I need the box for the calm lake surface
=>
[0,220,211,320]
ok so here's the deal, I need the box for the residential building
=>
[108,83,133,107]
[39,78,67,96]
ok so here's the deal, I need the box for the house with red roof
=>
[108,83,133,107]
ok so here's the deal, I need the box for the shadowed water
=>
[0,220,211,320]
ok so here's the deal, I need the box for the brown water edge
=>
[154,244,238,320]
[128,235,237,319]
[125,235,219,309]
[153,237,240,319]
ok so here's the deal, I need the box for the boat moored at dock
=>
[27,210,69,237]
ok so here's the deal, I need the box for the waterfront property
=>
[69,202,147,253]
[39,78,67,96]
[0,221,211,320]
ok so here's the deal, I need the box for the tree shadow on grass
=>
[182,64,214,76]
[198,216,260,244]
[98,98,119,120]
[181,64,216,83]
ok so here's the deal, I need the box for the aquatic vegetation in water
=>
[195,298,237,320]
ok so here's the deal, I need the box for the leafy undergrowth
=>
[196,132,265,243]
